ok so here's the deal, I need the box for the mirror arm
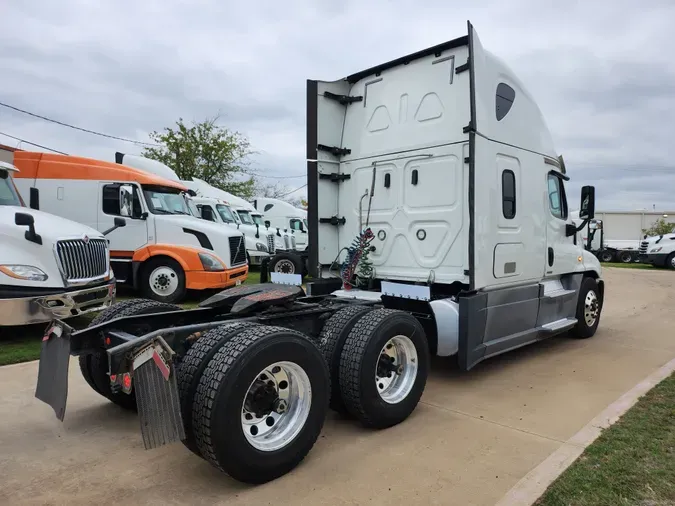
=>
[566,219,589,237]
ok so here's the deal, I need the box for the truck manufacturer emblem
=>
[83,235,90,244]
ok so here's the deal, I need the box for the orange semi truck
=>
[10,151,248,303]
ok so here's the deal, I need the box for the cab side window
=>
[102,183,142,217]
[547,174,568,220]
[198,205,217,222]
[290,218,303,231]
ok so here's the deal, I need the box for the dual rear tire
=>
[318,307,430,429]
[77,300,429,484]
[177,323,330,483]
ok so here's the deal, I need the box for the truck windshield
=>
[0,170,24,207]
[215,204,236,223]
[142,186,192,215]
[237,210,254,225]
[251,214,264,226]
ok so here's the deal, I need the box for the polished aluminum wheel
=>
[241,361,312,452]
[584,290,599,327]
[375,335,418,404]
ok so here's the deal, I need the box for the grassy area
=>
[0,338,42,366]
[535,372,675,506]
[0,268,263,366]
[603,262,655,270]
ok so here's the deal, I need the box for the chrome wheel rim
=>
[584,290,599,327]
[670,257,675,269]
[375,335,418,404]
[274,259,295,274]
[149,266,178,296]
[241,361,312,452]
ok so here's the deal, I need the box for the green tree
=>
[643,217,675,237]
[142,116,257,198]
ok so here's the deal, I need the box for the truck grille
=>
[229,235,247,266]
[639,241,649,255]
[267,234,276,254]
[56,238,108,282]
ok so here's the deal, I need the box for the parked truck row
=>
[0,142,313,320]
[28,21,606,486]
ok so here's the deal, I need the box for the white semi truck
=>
[578,211,675,263]
[33,22,604,486]
[639,232,675,269]
[0,161,116,326]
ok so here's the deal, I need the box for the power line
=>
[246,172,306,179]
[0,101,159,147]
[278,183,307,197]
[0,131,68,155]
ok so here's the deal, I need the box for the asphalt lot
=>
[1,267,674,506]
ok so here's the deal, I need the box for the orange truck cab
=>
[11,151,248,303]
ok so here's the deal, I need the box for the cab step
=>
[541,318,577,333]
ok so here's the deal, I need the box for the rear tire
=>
[176,321,260,457]
[192,325,329,483]
[317,305,373,414]
[78,299,181,410]
[339,309,429,429]
[619,250,633,263]
[570,277,601,339]
[599,250,614,263]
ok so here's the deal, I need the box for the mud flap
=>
[35,321,72,421]
[132,340,185,450]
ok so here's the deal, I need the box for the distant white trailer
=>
[579,210,675,263]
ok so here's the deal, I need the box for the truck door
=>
[544,172,579,277]
[98,182,149,279]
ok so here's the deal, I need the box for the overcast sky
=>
[1,0,674,211]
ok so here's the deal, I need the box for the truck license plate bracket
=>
[35,321,72,421]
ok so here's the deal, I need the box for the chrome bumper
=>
[0,280,116,326]
[247,251,270,266]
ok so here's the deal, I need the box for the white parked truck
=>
[190,195,273,266]
[639,232,675,269]
[184,178,307,273]
[0,161,116,326]
[253,197,309,251]
[33,22,604,487]
[10,151,248,304]
[577,211,675,263]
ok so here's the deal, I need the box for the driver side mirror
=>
[579,186,595,220]
[119,184,134,218]
[265,220,271,228]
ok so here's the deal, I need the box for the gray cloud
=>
[1,0,674,208]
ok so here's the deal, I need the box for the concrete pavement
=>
[1,267,673,505]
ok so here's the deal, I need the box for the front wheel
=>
[140,257,187,303]
[570,277,602,339]
[667,252,675,270]
[269,252,304,276]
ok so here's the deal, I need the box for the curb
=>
[495,355,675,506]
